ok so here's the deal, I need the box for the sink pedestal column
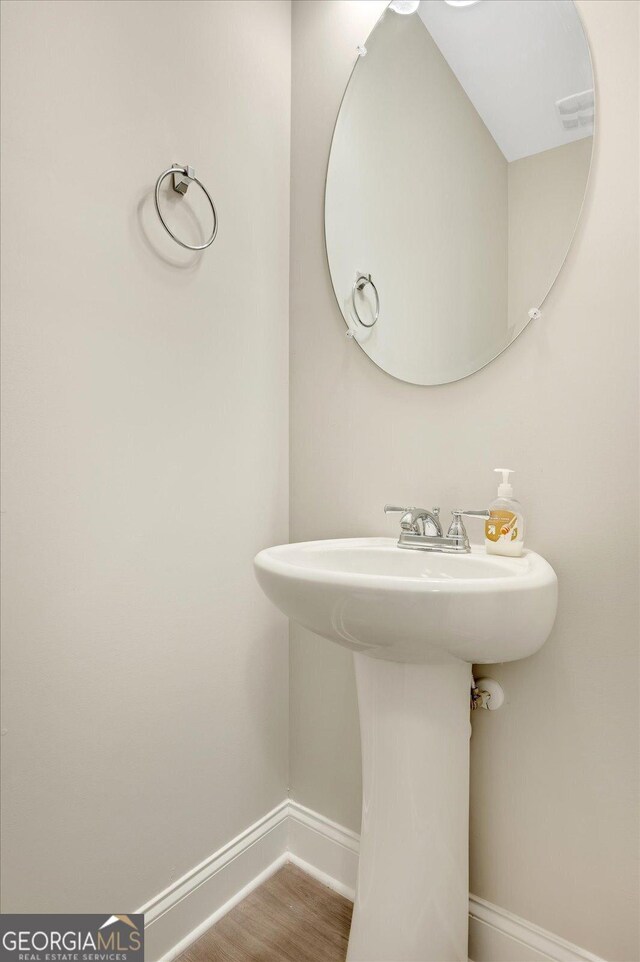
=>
[347,654,472,962]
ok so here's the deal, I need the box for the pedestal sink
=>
[254,537,557,962]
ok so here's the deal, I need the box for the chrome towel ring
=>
[154,164,218,251]
[351,273,380,328]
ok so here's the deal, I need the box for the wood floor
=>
[176,863,353,962]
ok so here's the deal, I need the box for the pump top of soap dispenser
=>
[494,468,514,498]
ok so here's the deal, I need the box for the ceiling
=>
[417,0,594,162]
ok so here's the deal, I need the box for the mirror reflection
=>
[325,0,594,384]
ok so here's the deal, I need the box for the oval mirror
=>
[325,0,594,385]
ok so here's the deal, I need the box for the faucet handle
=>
[447,510,489,542]
[447,511,465,540]
[384,505,419,532]
[385,505,443,537]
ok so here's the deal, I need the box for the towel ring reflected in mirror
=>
[352,273,380,328]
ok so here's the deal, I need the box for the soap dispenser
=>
[485,468,524,557]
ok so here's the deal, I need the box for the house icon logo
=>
[100,916,140,932]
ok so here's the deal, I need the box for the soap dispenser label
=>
[485,510,518,543]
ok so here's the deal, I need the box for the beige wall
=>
[508,137,594,333]
[0,0,290,917]
[290,3,639,961]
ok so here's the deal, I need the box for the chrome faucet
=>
[385,505,489,553]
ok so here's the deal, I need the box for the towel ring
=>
[351,273,380,328]
[154,164,218,251]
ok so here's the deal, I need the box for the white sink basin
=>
[254,535,558,962]
[254,537,557,664]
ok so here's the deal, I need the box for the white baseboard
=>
[287,799,359,900]
[468,896,605,962]
[140,798,606,962]
[139,801,289,962]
